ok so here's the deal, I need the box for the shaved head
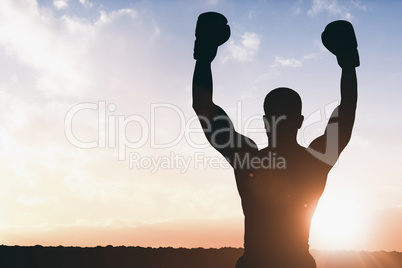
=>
[264,87,302,117]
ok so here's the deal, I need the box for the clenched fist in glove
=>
[322,20,360,68]
[193,12,230,62]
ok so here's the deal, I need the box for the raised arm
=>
[192,13,257,163]
[192,60,214,114]
[308,21,359,166]
[309,67,357,160]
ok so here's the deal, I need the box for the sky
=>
[0,0,401,252]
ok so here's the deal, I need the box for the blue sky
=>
[0,0,401,251]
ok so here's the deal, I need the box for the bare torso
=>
[233,146,331,267]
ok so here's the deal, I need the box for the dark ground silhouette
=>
[0,245,401,268]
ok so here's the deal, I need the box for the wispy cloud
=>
[351,0,367,11]
[222,32,260,62]
[272,56,302,68]
[247,10,258,19]
[291,0,304,15]
[205,0,220,5]
[53,0,69,10]
[308,0,353,20]
[17,195,57,206]
[79,0,93,8]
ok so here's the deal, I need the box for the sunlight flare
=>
[310,194,368,250]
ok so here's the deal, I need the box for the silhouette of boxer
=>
[192,13,359,268]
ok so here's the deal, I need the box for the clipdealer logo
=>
[64,100,340,171]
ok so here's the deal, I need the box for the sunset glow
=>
[310,194,369,250]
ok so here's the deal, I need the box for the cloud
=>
[222,32,260,62]
[0,0,178,229]
[308,0,353,20]
[247,10,258,19]
[242,32,260,50]
[306,0,367,20]
[291,0,304,15]
[17,195,56,206]
[205,0,220,5]
[0,0,238,234]
[0,1,161,100]
[351,0,367,11]
[0,0,92,98]
[79,0,93,8]
[272,56,302,67]
[53,0,69,10]
[270,40,325,69]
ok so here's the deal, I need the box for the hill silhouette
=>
[0,245,401,268]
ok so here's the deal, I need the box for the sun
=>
[309,193,368,250]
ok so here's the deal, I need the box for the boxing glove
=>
[194,12,231,61]
[322,20,360,68]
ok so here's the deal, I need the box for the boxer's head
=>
[263,88,304,143]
